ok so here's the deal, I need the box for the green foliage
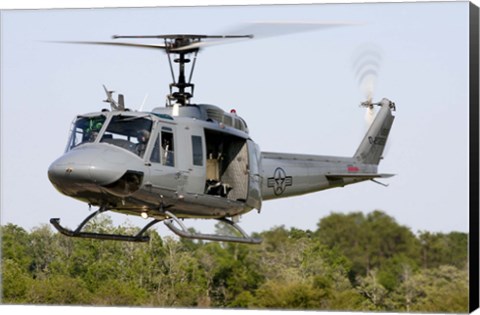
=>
[1,224,32,270]
[2,259,32,303]
[92,279,148,306]
[376,254,419,291]
[0,210,469,312]
[25,274,92,304]
[408,265,469,313]
[315,211,421,278]
[356,269,390,310]
[418,231,468,269]
[254,279,326,309]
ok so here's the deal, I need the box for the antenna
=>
[139,93,149,112]
[103,84,125,111]
[118,94,125,110]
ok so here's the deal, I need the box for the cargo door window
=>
[191,135,203,166]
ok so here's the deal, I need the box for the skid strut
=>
[163,211,262,244]
[50,207,162,242]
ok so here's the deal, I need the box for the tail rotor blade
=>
[352,43,383,103]
[352,43,383,126]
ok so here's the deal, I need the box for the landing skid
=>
[51,208,262,244]
[50,207,161,242]
[163,211,263,244]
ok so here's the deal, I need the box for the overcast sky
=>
[0,1,473,239]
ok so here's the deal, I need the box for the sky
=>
[0,0,474,241]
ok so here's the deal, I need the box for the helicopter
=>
[47,33,396,244]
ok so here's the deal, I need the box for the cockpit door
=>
[146,125,182,192]
[246,140,262,210]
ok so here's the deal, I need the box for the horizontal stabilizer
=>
[326,173,394,179]
[325,172,394,187]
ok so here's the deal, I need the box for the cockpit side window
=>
[67,115,106,151]
[100,116,153,157]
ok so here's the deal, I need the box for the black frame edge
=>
[470,1,480,313]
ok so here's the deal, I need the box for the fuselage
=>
[48,100,395,223]
[49,104,261,221]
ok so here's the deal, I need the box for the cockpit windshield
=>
[67,114,153,157]
[67,115,106,151]
[100,115,153,157]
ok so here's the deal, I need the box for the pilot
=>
[87,131,99,142]
[85,121,103,143]
[136,129,150,157]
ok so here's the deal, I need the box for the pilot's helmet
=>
[137,130,150,143]
[95,122,103,130]
[86,120,103,134]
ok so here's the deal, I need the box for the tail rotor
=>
[352,43,383,126]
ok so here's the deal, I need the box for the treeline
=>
[1,210,468,312]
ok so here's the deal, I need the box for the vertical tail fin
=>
[354,98,396,165]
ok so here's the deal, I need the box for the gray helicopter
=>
[48,34,396,244]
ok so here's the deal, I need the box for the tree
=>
[1,259,32,303]
[150,236,206,307]
[390,264,423,312]
[1,224,32,270]
[418,231,468,269]
[28,225,62,278]
[376,253,419,291]
[24,274,92,304]
[409,265,469,313]
[92,279,148,306]
[356,269,390,311]
[315,211,420,278]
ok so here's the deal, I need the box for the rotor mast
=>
[113,34,253,106]
[167,45,197,106]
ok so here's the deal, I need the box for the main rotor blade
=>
[49,40,168,50]
[49,21,356,53]
[143,21,357,51]
[226,21,359,40]
[170,38,253,52]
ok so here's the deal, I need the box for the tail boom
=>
[259,98,396,201]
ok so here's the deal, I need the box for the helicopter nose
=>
[48,145,141,196]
